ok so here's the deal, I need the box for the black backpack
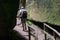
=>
[20,11,27,18]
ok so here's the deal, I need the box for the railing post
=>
[28,26,31,40]
[45,34,47,40]
[53,32,56,40]
[35,31,38,40]
[44,24,47,40]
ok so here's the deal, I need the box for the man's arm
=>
[17,10,20,16]
[17,10,21,18]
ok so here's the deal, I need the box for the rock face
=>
[26,0,60,25]
[0,0,19,40]
[0,0,8,39]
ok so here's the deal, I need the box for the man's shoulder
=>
[18,9,27,14]
[20,9,27,11]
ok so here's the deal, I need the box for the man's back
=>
[17,9,27,18]
[20,11,27,18]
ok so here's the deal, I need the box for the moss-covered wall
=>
[26,0,60,25]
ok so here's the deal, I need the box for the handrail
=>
[44,23,60,36]
[27,23,60,40]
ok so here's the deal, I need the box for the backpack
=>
[20,11,27,18]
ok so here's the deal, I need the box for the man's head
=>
[21,6,24,9]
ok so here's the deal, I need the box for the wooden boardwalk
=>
[13,18,45,40]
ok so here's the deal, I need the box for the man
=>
[17,6,27,31]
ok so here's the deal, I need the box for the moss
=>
[26,0,60,25]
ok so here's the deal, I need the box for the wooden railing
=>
[28,26,38,40]
[43,23,60,40]
[28,23,60,40]
[44,23,60,36]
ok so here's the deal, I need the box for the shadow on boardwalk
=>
[9,30,27,40]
